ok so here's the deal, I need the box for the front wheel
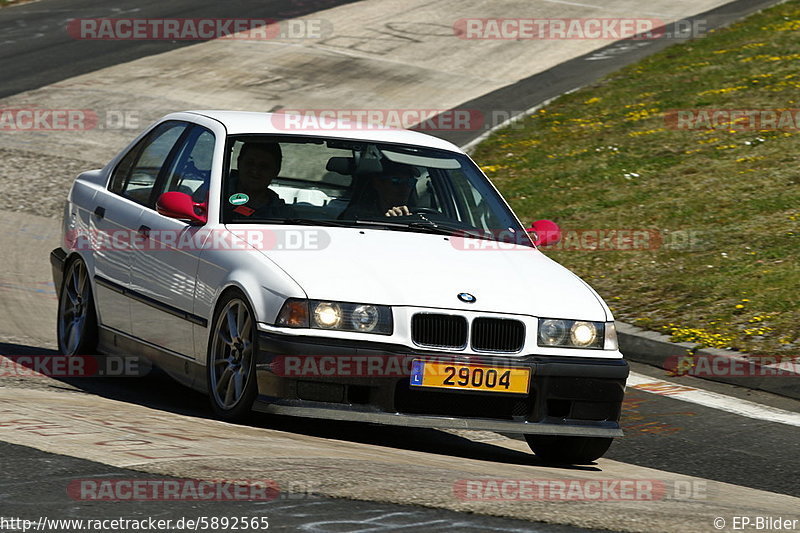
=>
[207,292,258,421]
[525,435,613,464]
[57,257,98,355]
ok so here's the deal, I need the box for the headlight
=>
[570,321,597,347]
[277,299,392,335]
[537,318,606,349]
[351,304,380,332]
[538,319,568,346]
[313,302,342,329]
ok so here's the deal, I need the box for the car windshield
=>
[222,135,531,245]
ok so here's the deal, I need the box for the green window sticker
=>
[229,193,250,205]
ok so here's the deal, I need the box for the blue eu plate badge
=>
[410,360,424,386]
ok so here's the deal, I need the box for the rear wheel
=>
[57,257,98,355]
[207,292,258,421]
[525,435,613,464]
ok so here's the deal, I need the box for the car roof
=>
[173,110,465,154]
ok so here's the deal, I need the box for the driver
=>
[340,162,417,219]
[231,142,291,218]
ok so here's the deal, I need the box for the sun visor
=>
[382,150,462,169]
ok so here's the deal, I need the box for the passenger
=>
[339,163,417,219]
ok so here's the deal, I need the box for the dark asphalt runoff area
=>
[0,0,360,99]
[538,361,800,498]
[1,0,798,530]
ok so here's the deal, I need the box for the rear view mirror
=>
[156,192,207,225]
[527,219,561,247]
[326,156,355,175]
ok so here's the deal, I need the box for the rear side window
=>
[108,122,188,206]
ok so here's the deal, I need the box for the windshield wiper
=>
[351,219,418,229]
[351,218,489,239]
[282,218,353,227]
[405,220,488,239]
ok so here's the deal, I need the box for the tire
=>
[525,435,613,464]
[57,257,98,356]
[207,291,258,421]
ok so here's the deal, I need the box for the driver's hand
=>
[385,205,410,217]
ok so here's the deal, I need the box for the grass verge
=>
[473,1,800,355]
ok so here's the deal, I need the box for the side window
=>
[108,122,187,206]
[108,145,139,194]
[159,127,215,203]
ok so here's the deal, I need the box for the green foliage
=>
[474,2,800,353]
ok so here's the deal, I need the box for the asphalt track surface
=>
[2,444,585,533]
[0,357,797,530]
[0,0,798,531]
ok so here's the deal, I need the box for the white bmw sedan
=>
[51,111,628,464]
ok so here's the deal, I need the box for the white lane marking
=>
[461,94,567,154]
[539,0,605,9]
[627,372,800,428]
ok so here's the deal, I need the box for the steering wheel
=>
[413,207,440,215]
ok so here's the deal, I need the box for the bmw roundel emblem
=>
[458,292,476,303]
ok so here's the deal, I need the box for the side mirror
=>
[527,219,561,247]
[156,192,207,225]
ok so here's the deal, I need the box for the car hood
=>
[238,226,609,321]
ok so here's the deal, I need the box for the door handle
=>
[137,225,151,239]
[94,206,105,218]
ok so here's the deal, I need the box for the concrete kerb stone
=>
[616,321,698,367]
[693,346,800,400]
[617,321,800,400]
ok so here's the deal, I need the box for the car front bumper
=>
[254,331,628,437]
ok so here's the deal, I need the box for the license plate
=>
[410,360,530,394]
